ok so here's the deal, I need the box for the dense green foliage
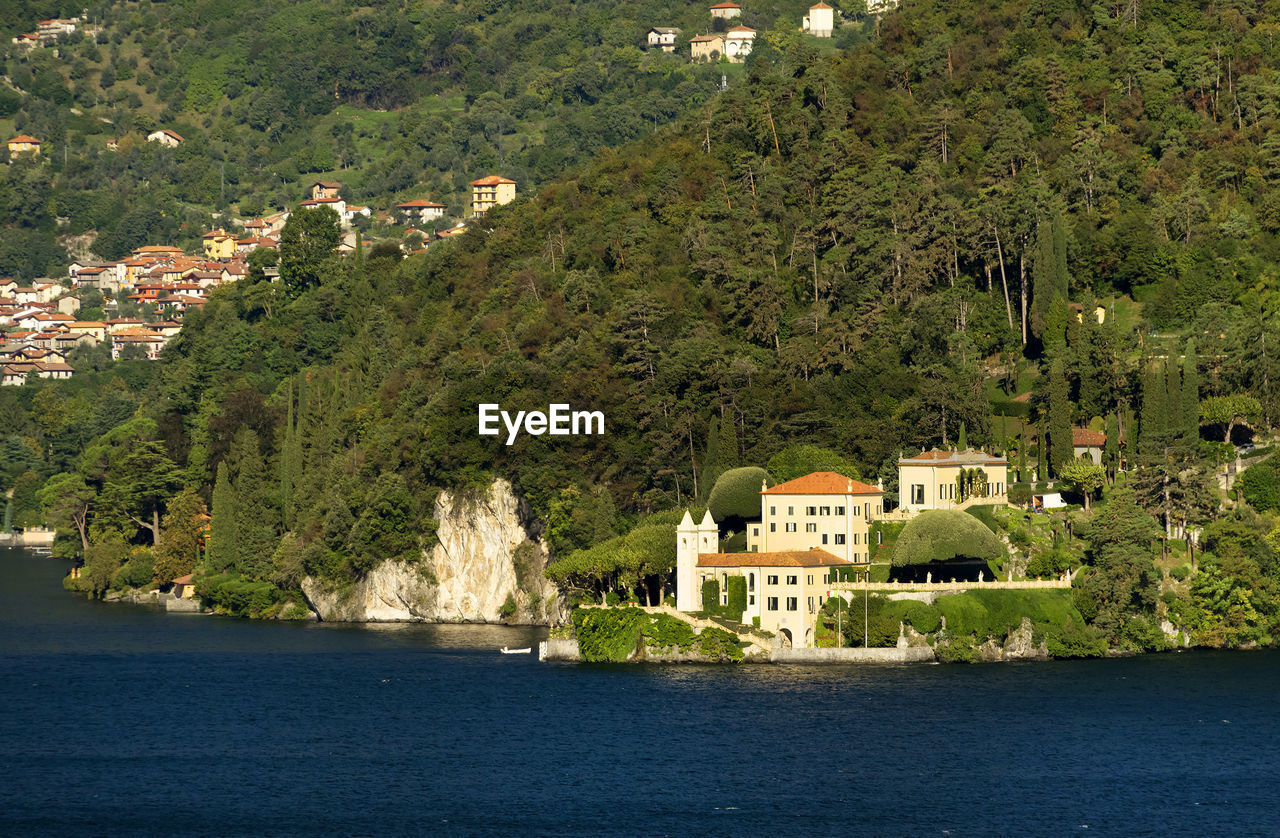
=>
[707,466,771,528]
[891,510,1006,566]
[571,607,745,661]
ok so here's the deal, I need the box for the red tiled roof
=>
[1073,428,1106,447]
[8,135,41,144]
[762,471,881,495]
[810,1,833,8]
[397,199,446,208]
[709,2,741,7]
[313,181,342,188]
[690,34,724,42]
[470,175,515,186]
[698,548,850,568]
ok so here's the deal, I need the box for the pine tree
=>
[210,461,238,573]
[1048,357,1073,478]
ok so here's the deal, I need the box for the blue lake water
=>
[2,546,1279,836]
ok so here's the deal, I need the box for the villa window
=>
[749,594,755,605]
[767,597,778,611]
[785,523,797,532]
[770,523,776,532]
[786,575,797,585]
[853,533,859,545]
[835,506,845,515]
[821,534,828,544]
[819,506,830,516]
[834,534,846,545]
[807,575,813,584]
[912,485,924,505]
[767,575,778,585]
[805,523,817,533]
[770,506,776,515]
[748,573,755,592]
[787,506,794,515]
[807,596,815,614]
[806,506,817,516]
[786,597,798,611]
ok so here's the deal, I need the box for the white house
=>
[646,27,681,52]
[147,129,184,147]
[724,26,756,61]
[802,2,835,36]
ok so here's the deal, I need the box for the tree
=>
[96,440,181,545]
[1075,488,1161,645]
[279,205,340,297]
[209,460,238,572]
[707,466,772,528]
[892,510,1005,566]
[1047,357,1072,478]
[767,445,860,483]
[1059,457,1105,509]
[154,488,208,584]
[38,472,96,551]
[10,471,45,529]
[1200,394,1262,445]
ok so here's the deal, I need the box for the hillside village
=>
[0,171,518,385]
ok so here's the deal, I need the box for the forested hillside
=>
[0,0,841,276]
[7,0,1280,648]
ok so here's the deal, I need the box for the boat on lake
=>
[500,646,531,654]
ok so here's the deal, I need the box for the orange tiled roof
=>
[698,548,850,568]
[762,471,881,495]
[1073,428,1106,447]
[470,175,515,186]
[397,199,446,208]
[8,135,41,144]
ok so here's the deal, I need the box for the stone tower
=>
[675,509,719,612]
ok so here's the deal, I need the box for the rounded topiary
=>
[892,510,1007,566]
[708,466,772,523]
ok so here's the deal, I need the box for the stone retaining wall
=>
[772,645,935,664]
[538,638,581,661]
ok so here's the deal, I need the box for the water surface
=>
[2,547,1278,836]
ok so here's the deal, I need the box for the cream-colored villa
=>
[677,509,853,648]
[744,472,883,563]
[674,451,1009,648]
[896,449,1008,516]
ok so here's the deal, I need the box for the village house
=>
[7,135,41,156]
[110,328,168,360]
[724,25,756,60]
[678,508,855,649]
[896,448,1009,516]
[802,2,835,36]
[470,176,517,214]
[395,199,447,224]
[146,129,184,147]
[710,2,742,20]
[745,472,884,564]
[343,204,372,226]
[646,27,681,51]
[1073,428,1106,465]
[436,222,468,240]
[299,196,347,222]
[310,181,342,201]
[201,230,237,260]
[690,33,725,60]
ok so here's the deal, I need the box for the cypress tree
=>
[957,421,967,451]
[210,460,238,573]
[1048,357,1073,478]
[1030,212,1069,340]
[1104,411,1120,483]
[699,417,720,501]
[1181,339,1200,442]
[1164,353,1182,447]
[718,408,739,471]
[1139,363,1166,458]
[281,378,294,531]
[231,429,276,579]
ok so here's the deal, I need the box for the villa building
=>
[677,509,853,648]
[896,449,1009,515]
[1072,428,1106,465]
[646,27,681,52]
[311,181,342,201]
[147,129,184,147]
[7,135,41,156]
[690,33,725,60]
[710,2,742,20]
[724,26,756,60]
[802,2,835,36]
[745,472,883,563]
[470,176,516,214]
[396,199,447,224]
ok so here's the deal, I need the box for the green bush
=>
[643,613,697,651]
[965,505,998,532]
[499,593,517,619]
[708,467,772,524]
[695,627,744,661]
[892,510,1006,566]
[572,607,645,662]
[112,549,155,590]
[1007,484,1033,506]
[605,590,621,606]
[1044,619,1106,658]
[701,579,720,614]
[280,602,311,620]
[870,563,890,582]
[1169,564,1192,581]
[1237,462,1278,511]
[725,575,747,617]
[934,634,979,663]
[767,445,860,483]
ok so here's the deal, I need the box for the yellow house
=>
[677,509,853,648]
[7,134,41,156]
[470,176,516,214]
[311,180,342,201]
[746,472,883,564]
[689,33,725,60]
[201,230,236,260]
[171,574,196,598]
[897,448,1009,515]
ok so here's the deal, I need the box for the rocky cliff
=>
[301,479,564,624]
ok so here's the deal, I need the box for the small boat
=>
[500,646,531,654]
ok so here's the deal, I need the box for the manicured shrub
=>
[892,510,1005,566]
[708,466,773,525]
[1007,484,1033,506]
[965,505,998,532]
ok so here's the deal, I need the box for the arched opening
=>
[779,628,793,649]
[804,627,813,647]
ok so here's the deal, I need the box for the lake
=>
[2,546,1278,836]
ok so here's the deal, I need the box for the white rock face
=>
[301,479,563,624]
